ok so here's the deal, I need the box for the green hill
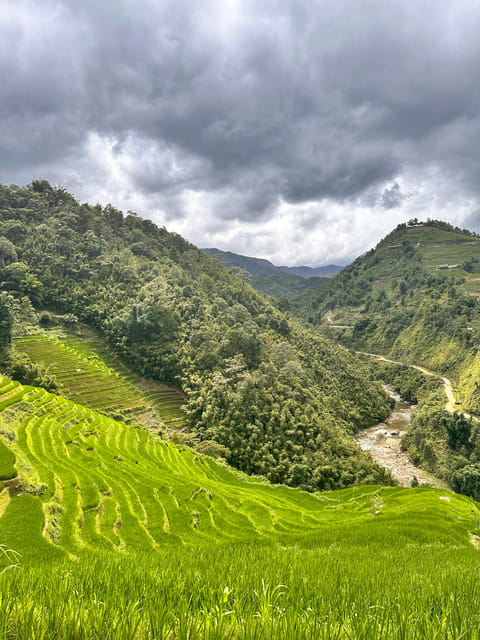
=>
[0,180,393,491]
[295,219,480,385]
[295,220,480,497]
[1,373,480,637]
[3,374,471,557]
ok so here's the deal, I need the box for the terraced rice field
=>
[13,332,186,432]
[1,375,479,562]
[2,378,480,639]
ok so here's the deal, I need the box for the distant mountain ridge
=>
[202,248,344,279]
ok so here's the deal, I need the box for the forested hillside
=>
[0,180,392,491]
[296,220,480,392]
[295,220,480,496]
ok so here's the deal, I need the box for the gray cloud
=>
[381,183,405,209]
[2,0,480,262]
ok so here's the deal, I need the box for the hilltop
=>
[295,219,480,382]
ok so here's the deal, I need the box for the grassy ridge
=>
[0,376,478,559]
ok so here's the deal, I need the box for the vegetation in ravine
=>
[365,358,443,406]
[362,357,480,498]
[249,272,329,299]
[0,180,393,491]
[403,400,480,501]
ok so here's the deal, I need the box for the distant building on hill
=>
[406,219,425,228]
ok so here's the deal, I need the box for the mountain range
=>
[202,247,344,298]
[202,247,344,278]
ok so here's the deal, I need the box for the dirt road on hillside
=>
[358,352,476,420]
[354,352,479,486]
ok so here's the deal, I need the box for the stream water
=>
[355,388,446,488]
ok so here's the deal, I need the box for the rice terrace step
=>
[13,331,186,433]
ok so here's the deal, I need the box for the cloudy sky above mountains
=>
[2,0,480,265]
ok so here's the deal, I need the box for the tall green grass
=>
[1,542,479,639]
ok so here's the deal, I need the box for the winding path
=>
[358,352,479,421]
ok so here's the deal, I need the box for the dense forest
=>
[0,180,393,491]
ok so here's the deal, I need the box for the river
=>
[355,388,447,488]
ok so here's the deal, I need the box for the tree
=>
[0,292,13,354]
[451,465,480,501]
[0,237,17,266]
[442,413,472,451]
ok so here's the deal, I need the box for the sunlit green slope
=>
[0,375,479,564]
[1,376,480,638]
[13,330,186,432]
[295,220,480,406]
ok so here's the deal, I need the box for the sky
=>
[2,0,480,266]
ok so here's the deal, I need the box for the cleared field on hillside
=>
[14,331,186,431]
[403,227,480,293]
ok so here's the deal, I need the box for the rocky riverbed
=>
[355,389,447,488]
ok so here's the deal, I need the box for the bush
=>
[451,464,480,501]
[1,350,59,393]
[38,311,55,327]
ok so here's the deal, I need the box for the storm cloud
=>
[2,0,480,264]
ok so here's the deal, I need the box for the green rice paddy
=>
[3,374,477,558]
[1,363,480,637]
[13,331,186,431]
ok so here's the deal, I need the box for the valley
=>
[1,185,480,638]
